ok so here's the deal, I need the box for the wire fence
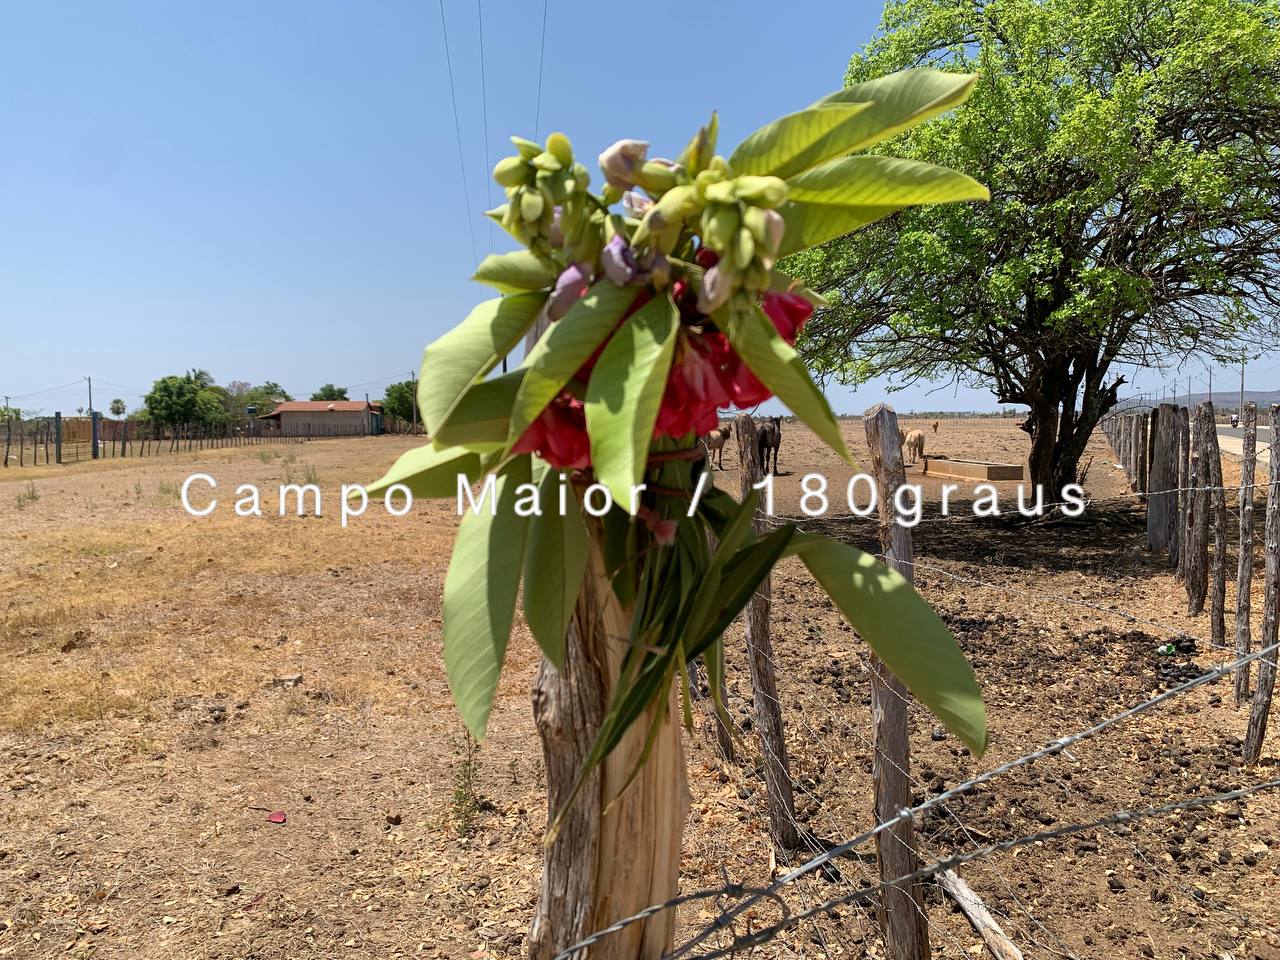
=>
[548,402,1280,960]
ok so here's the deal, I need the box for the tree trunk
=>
[1022,401,1058,490]
[529,532,690,960]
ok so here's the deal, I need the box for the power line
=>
[8,379,87,400]
[477,0,494,251]
[438,0,480,268]
[533,0,549,139]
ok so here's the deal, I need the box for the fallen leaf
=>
[266,810,287,824]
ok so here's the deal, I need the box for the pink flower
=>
[638,505,677,545]
[512,393,591,469]
[599,139,649,189]
[761,291,813,344]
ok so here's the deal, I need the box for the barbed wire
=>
[678,777,1280,960]
[552,637,1280,959]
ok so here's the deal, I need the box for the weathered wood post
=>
[864,403,931,960]
[1203,404,1229,649]
[1136,411,1149,495]
[1243,405,1280,764]
[1235,402,1258,706]
[1172,407,1188,573]
[526,321,690,960]
[1147,404,1177,552]
[1186,404,1210,614]
[734,413,799,853]
[1174,406,1190,575]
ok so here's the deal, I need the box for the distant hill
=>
[1117,389,1280,413]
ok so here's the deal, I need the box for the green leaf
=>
[809,69,978,154]
[365,442,486,500]
[730,102,874,180]
[431,370,524,452]
[442,455,533,739]
[677,112,719,175]
[689,525,795,658]
[789,532,987,755]
[777,155,989,256]
[508,282,639,449]
[472,250,558,293]
[584,296,679,510]
[723,300,852,463]
[418,292,546,437]
[522,470,588,670]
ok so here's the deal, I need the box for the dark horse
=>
[756,416,782,474]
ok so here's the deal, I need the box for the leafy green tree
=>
[237,381,292,416]
[789,0,1280,490]
[144,376,199,425]
[381,379,416,424]
[109,398,126,418]
[195,387,231,426]
[310,383,349,401]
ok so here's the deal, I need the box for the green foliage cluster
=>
[310,383,348,401]
[143,373,294,426]
[789,0,1280,490]
[366,70,994,799]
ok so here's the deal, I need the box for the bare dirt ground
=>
[1,421,1277,960]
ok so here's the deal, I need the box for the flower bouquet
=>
[368,67,991,956]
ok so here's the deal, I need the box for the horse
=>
[904,429,926,465]
[701,426,731,470]
[757,417,782,475]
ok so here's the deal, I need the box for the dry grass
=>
[1,429,1278,960]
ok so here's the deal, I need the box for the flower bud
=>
[520,189,545,223]
[493,156,529,188]
[510,136,542,159]
[734,176,787,208]
[600,233,637,287]
[696,264,734,315]
[599,139,649,189]
[635,159,681,196]
[701,204,740,252]
[531,151,563,173]
[622,191,652,219]
[761,209,785,255]
[545,132,573,167]
[732,227,755,271]
[548,263,593,322]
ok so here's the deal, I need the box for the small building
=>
[257,400,384,437]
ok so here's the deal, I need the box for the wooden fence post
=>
[1174,406,1189,575]
[54,413,62,464]
[1235,403,1258,707]
[1186,404,1209,614]
[734,413,799,853]
[1147,404,1177,552]
[864,403,931,960]
[1243,404,1280,764]
[1137,411,1149,495]
[1203,404,1229,649]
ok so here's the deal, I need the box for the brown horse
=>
[757,416,782,474]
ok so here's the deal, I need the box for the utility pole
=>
[410,370,418,435]
[1208,365,1213,406]
[85,376,93,416]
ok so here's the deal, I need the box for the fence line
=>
[550,640,1280,960]
[1,413,396,467]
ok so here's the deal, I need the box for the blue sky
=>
[1,1,1274,417]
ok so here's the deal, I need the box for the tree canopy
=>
[310,383,349,401]
[381,379,416,423]
[144,375,200,426]
[789,0,1280,488]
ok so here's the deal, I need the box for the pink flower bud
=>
[598,139,649,189]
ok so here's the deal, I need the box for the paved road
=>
[1218,424,1272,464]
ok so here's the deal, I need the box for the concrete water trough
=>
[920,457,1025,481]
